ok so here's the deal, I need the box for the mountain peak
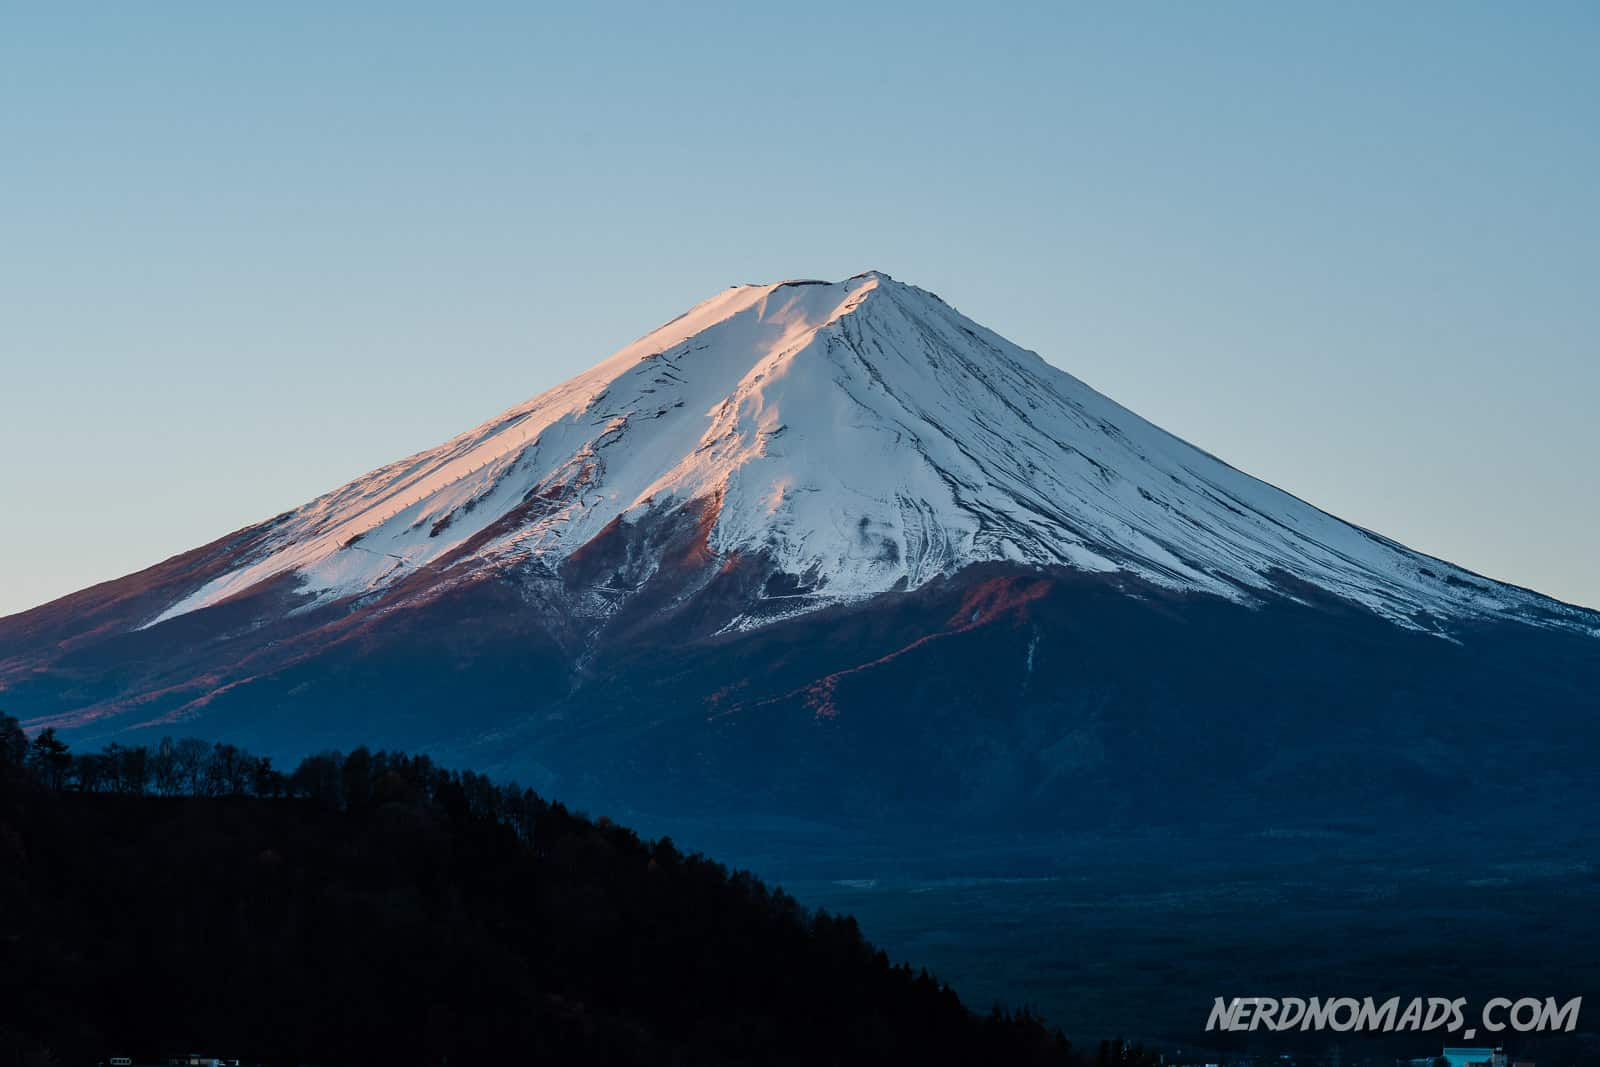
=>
[138,272,1593,638]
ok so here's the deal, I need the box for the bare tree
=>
[115,745,150,794]
[173,737,210,796]
[152,737,180,796]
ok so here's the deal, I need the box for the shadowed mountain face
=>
[2,272,1597,834]
[7,542,1599,839]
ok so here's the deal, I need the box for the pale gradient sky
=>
[3,2,1597,617]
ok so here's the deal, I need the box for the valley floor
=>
[637,814,1600,1062]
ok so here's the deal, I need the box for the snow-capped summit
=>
[145,271,1587,636]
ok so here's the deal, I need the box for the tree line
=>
[3,716,542,837]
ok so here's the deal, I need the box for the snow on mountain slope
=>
[145,271,1591,635]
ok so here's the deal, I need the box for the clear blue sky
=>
[3,2,1597,616]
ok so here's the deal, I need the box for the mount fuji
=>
[3,271,1596,827]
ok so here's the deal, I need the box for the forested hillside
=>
[0,717,1110,1066]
